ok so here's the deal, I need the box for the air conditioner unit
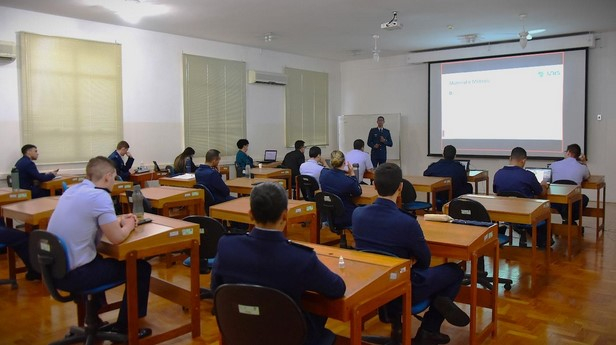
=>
[248,70,287,86]
[0,41,16,60]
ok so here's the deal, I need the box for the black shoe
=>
[414,328,451,344]
[433,296,470,327]
[25,271,41,281]
[108,323,152,339]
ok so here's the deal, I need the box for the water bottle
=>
[185,157,191,173]
[338,256,345,269]
[245,164,251,179]
[352,163,360,180]
[132,185,145,220]
[11,167,19,191]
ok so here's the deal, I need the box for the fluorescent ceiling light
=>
[84,0,170,24]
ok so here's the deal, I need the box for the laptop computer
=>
[455,159,471,172]
[153,161,162,172]
[525,167,552,184]
[258,150,277,163]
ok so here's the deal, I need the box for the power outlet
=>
[597,114,602,121]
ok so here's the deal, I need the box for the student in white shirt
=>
[345,139,374,184]
[299,146,325,186]
[550,143,590,223]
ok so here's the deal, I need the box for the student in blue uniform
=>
[15,144,58,198]
[318,150,362,228]
[211,182,346,345]
[235,139,254,175]
[108,141,134,182]
[367,116,393,167]
[352,163,469,345]
[195,149,235,205]
[423,145,473,210]
[493,147,550,248]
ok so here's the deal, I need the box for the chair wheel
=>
[504,283,512,291]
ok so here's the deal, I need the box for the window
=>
[183,54,246,157]
[284,67,328,147]
[19,32,123,164]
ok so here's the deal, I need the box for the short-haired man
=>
[423,145,473,209]
[211,182,346,345]
[493,147,550,248]
[108,141,134,182]
[352,163,469,344]
[550,143,590,223]
[345,139,374,184]
[282,140,306,187]
[15,144,58,198]
[299,146,325,187]
[367,116,393,167]
[195,149,235,205]
[47,156,152,337]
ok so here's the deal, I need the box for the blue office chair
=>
[0,243,18,289]
[400,179,432,216]
[28,230,127,345]
[192,184,216,216]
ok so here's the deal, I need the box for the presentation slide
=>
[428,49,587,158]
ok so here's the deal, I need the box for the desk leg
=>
[567,201,573,261]
[469,252,478,345]
[190,240,201,337]
[126,252,139,345]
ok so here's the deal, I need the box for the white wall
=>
[0,6,341,174]
[341,32,616,201]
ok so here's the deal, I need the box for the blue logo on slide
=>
[538,71,545,77]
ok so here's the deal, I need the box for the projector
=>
[381,20,402,30]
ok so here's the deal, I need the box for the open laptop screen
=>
[263,150,277,162]
[455,159,470,172]
[525,167,552,184]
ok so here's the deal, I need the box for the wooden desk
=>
[581,175,606,241]
[467,170,489,195]
[159,174,196,188]
[301,243,412,345]
[129,171,168,188]
[418,217,498,345]
[547,184,583,260]
[39,175,84,196]
[119,186,204,218]
[98,214,201,345]
[209,197,318,242]
[225,177,286,196]
[363,170,375,184]
[251,167,292,197]
[0,188,31,216]
[353,184,379,205]
[110,181,134,197]
[1,196,60,231]
[445,194,551,294]
[404,176,452,212]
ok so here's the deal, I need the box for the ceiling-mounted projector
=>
[381,11,402,30]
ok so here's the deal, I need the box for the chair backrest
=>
[447,197,491,222]
[315,192,345,231]
[234,163,244,178]
[125,190,154,213]
[193,184,215,216]
[214,284,307,345]
[28,230,73,303]
[400,179,418,204]
[296,175,319,201]
[183,215,226,260]
[552,179,577,185]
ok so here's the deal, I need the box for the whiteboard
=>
[338,114,401,160]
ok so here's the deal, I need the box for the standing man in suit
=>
[211,182,346,345]
[108,141,134,182]
[367,116,393,167]
[15,144,58,198]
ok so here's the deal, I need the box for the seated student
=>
[493,147,550,248]
[173,147,198,174]
[15,144,58,198]
[235,139,254,175]
[195,149,235,205]
[319,150,362,228]
[299,146,325,187]
[345,139,374,184]
[47,156,152,338]
[423,145,473,210]
[352,163,469,345]
[211,182,346,345]
[550,143,590,223]
[108,141,134,182]
[282,140,306,187]
[0,218,40,281]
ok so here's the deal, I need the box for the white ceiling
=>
[1,0,615,61]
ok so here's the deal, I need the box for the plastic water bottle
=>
[245,165,251,179]
[352,163,360,179]
[11,167,19,191]
[338,256,345,269]
[185,157,191,173]
[132,185,145,220]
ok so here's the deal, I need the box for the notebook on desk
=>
[526,167,552,184]
[455,159,471,172]
[257,150,277,164]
